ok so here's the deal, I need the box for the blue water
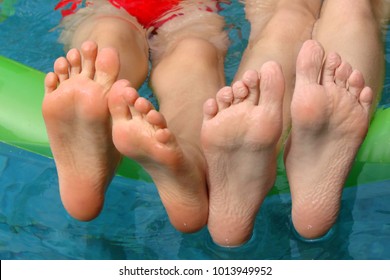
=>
[1,0,390,260]
[1,142,390,260]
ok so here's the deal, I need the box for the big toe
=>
[108,80,138,120]
[296,40,325,86]
[95,47,120,89]
[259,61,284,107]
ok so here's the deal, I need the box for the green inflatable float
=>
[0,55,151,182]
[1,55,390,192]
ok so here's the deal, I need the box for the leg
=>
[109,15,227,232]
[43,10,149,220]
[313,0,384,109]
[153,38,226,232]
[285,0,385,238]
[200,0,321,245]
[69,15,149,87]
[235,0,322,141]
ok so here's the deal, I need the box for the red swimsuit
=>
[55,0,183,28]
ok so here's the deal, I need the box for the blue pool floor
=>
[1,0,390,260]
[1,142,390,260]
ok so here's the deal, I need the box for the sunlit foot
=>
[42,41,121,221]
[108,83,208,233]
[284,40,374,239]
[201,62,285,246]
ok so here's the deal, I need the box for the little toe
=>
[54,57,70,82]
[80,41,98,78]
[359,87,374,112]
[347,70,365,98]
[44,72,59,94]
[66,48,82,76]
[216,86,234,110]
[203,98,219,121]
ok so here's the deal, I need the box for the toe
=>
[258,61,284,107]
[44,72,59,94]
[134,97,153,116]
[241,70,260,104]
[347,69,374,113]
[295,40,324,86]
[80,41,98,78]
[321,52,341,85]
[216,86,234,110]
[359,87,374,113]
[146,110,168,128]
[95,47,120,89]
[108,81,137,121]
[335,61,352,88]
[203,98,219,121]
[54,57,69,82]
[66,48,82,76]
[232,80,250,104]
[347,70,365,97]
[155,128,173,145]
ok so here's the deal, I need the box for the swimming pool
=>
[1,0,390,260]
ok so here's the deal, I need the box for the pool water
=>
[1,142,390,260]
[1,0,390,260]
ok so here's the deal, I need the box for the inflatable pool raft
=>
[0,55,151,181]
[1,55,390,189]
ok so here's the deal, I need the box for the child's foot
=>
[108,83,208,233]
[201,62,285,246]
[42,41,121,221]
[284,40,373,239]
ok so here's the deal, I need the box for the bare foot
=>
[42,41,121,221]
[284,40,374,239]
[201,62,285,246]
[108,82,208,233]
